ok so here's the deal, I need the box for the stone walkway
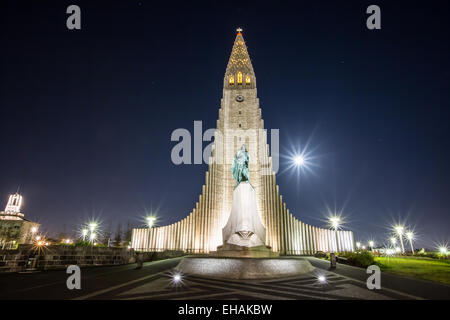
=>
[86,269,413,300]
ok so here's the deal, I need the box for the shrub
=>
[344,251,374,268]
[314,251,327,259]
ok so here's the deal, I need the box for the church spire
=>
[224,28,255,89]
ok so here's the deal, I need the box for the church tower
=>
[1,193,24,220]
[131,29,355,255]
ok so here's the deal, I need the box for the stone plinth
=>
[212,243,279,258]
[175,257,314,280]
[222,182,266,247]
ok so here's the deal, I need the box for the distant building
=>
[0,193,39,249]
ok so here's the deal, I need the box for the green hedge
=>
[340,251,374,268]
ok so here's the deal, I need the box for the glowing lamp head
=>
[89,233,97,241]
[390,237,397,245]
[173,273,182,284]
[317,275,326,283]
[356,242,361,248]
[330,217,340,229]
[36,235,41,241]
[294,155,305,166]
[82,228,89,237]
[31,226,37,234]
[439,247,448,255]
[37,240,44,246]
[406,232,413,240]
[394,225,404,235]
[362,245,366,250]
[146,216,156,228]
[89,223,97,232]
[369,241,374,247]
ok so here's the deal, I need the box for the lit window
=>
[237,72,243,84]
[229,76,235,85]
[245,75,251,84]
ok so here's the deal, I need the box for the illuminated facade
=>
[1,193,24,220]
[132,30,354,254]
[0,193,40,248]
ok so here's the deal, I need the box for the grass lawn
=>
[375,256,450,285]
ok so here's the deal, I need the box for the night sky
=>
[1,1,449,249]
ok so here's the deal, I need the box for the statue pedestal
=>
[222,182,266,248]
[176,257,314,280]
[213,243,279,258]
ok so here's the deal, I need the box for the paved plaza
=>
[1,257,448,300]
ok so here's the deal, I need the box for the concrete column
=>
[198,194,204,253]
[298,219,302,255]
[312,226,317,253]
[268,174,275,249]
[193,205,199,252]
[291,214,296,254]
[301,222,305,254]
[285,211,290,254]
[270,174,277,251]
[294,217,299,255]
[304,224,309,254]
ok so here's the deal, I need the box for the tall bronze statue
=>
[231,144,250,186]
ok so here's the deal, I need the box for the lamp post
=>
[82,228,88,241]
[146,216,156,228]
[330,217,340,253]
[30,226,38,242]
[395,226,405,254]
[369,241,374,251]
[390,237,397,246]
[146,216,156,251]
[89,223,97,233]
[406,232,414,254]
[356,242,361,250]
[89,232,96,243]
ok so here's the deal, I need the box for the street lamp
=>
[390,237,397,246]
[146,216,156,228]
[89,223,97,233]
[89,232,96,242]
[82,228,89,241]
[330,217,340,253]
[294,155,305,167]
[368,241,374,251]
[406,232,414,254]
[356,242,361,250]
[439,247,448,255]
[394,225,405,254]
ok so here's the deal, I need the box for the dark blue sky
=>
[1,1,449,248]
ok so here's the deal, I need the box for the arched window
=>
[245,75,251,84]
[237,72,243,84]
[229,76,235,85]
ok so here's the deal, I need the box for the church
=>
[131,29,354,255]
